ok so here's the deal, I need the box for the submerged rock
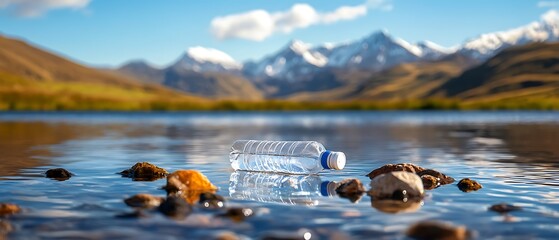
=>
[421,175,439,190]
[406,221,470,240]
[158,196,192,219]
[369,172,424,200]
[45,168,73,180]
[366,163,425,180]
[199,192,225,209]
[218,208,253,222]
[0,203,20,216]
[457,178,482,192]
[120,162,168,181]
[124,194,164,209]
[489,203,522,214]
[335,178,365,203]
[418,169,455,185]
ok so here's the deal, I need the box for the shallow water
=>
[1,111,559,239]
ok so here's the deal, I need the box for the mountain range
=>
[116,10,559,99]
[1,10,558,110]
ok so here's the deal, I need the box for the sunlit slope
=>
[432,43,559,102]
[288,60,467,101]
[0,35,206,110]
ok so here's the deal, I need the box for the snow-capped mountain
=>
[243,40,328,81]
[171,46,242,73]
[244,31,456,79]
[323,30,422,70]
[460,10,559,59]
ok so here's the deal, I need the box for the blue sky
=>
[0,0,556,67]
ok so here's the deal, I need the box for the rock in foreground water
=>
[335,178,365,203]
[366,163,425,180]
[489,203,522,213]
[165,170,217,193]
[124,194,164,209]
[0,220,13,234]
[45,168,73,180]
[418,169,455,185]
[421,175,439,190]
[199,192,225,209]
[158,196,192,219]
[120,162,168,181]
[457,178,482,192]
[218,208,253,222]
[369,171,424,200]
[0,203,20,216]
[406,221,470,240]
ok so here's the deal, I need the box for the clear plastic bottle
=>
[229,171,337,206]
[229,140,346,174]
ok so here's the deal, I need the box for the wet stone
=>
[421,175,439,190]
[45,168,73,180]
[158,196,192,219]
[0,203,20,216]
[165,170,217,193]
[124,194,164,209]
[335,178,365,203]
[120,162,168,181]
[457,178,483,192]
[366,163,425,180]
[218,208,253,222]
[213,231,240,240]
[199,192,225,209]
[406,221,470,240]
[489,203,522,214]
[369,171,424,200]
[418,169,455,185]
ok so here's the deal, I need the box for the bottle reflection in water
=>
[229,171,337,206]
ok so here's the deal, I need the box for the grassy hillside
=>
[0,35,208,110]
[432,43,559,103]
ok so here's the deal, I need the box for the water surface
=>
[1,111,558,239]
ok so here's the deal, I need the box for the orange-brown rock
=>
[120,162,168,181]
[457,178,482,192]
[406,221,470,240]
[335,178,365,203]
[418,169,455,185]
[421,175,439,190]
[366,163,425,180]
[124,194,164,209]
[0,203,20,216]
[165,170,217,204]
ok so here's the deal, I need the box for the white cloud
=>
[210,0,393,41]
[0,0,90,17]
[187,46,240,68]
[538,1,559,8]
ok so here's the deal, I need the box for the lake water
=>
[1,111,559,239]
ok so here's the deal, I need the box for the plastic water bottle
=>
[229,140,346,174]
[229,171,337,206]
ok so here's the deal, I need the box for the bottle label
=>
[321,151,331,169]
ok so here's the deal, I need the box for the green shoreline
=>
[2,98,559,111]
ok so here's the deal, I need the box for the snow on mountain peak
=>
[186,46,241,69]
[286,40,311,53]
[460,10,559,59]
